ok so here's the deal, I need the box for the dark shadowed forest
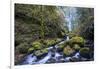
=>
[15,4,94,65]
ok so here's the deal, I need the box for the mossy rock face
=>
[63,46,75,56]
[32,41,42,50]
[73,44,81,51]
[69,36,85,46]
[79,47,90,59]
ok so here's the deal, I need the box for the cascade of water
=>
[58,7,78,32]
[37,51,52,64]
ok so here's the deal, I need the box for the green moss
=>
[63,46,75,56]
[34,48,48,56]
[68,32,77,38]
[28,47,34,53]
[16,42,29,54]
[32,41,42,50]
[69,36,85,46]
[59,44,65,49]
[41,48,48,53]
[73,44,81,51]
[44,39,56,46]
[79,47,90,58]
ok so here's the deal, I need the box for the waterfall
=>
[58,7,78,32]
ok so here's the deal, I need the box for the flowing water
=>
[58,7,78,32]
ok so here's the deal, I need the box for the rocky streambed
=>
[19,36,93,65]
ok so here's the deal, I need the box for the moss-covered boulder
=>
[28,47,35,53]
[44,39,57,46]
[73,44,81,51]
[32,41,42,50]
[34,48,48,58]
[69,36,85,46]
[79,47,90,59]
[63,46,75,56]
[68,32,76,39]
[41,48,48,53]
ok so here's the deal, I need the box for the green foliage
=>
[79,47,90,58]
[63,46,75,56]
[15,4,66,52]
[75,8,94,40]
[57,31,65,38]
[16,42,29,54]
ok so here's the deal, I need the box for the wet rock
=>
[34,49,48,59]
[65,57,71,62]
[70,57,80,62]
[69,36,85,47]
[79,47,90,59]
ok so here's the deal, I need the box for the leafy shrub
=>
[57,31,65,38]
[16,42,29,54]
